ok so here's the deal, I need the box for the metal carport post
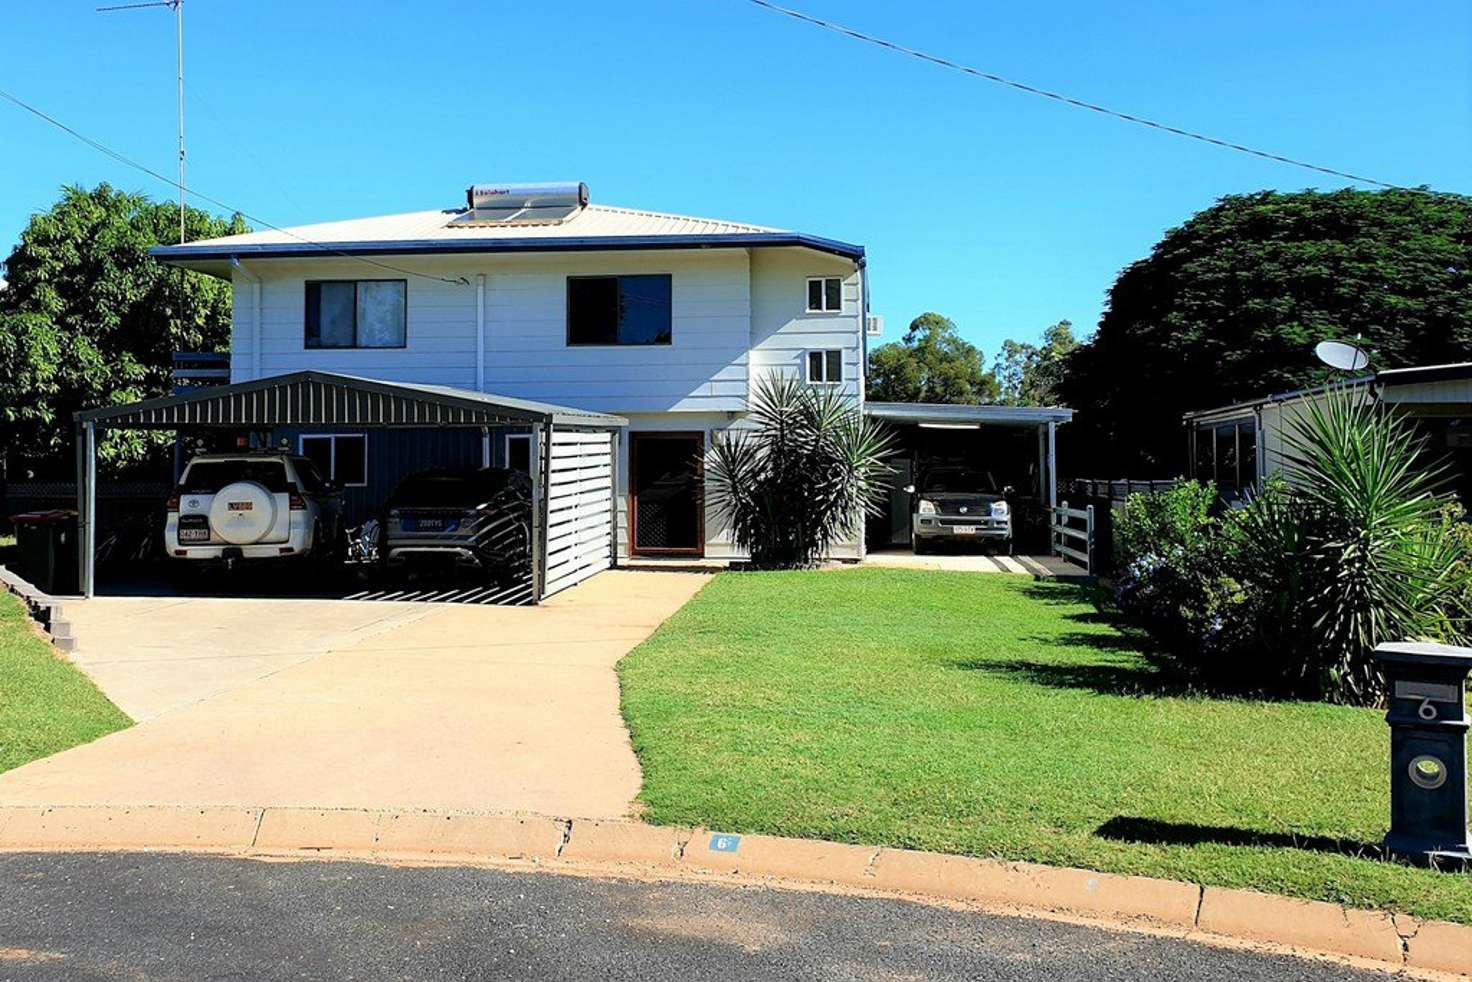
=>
[74,371,626,602]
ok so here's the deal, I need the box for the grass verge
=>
[0,590,129,773]
[619,567,1472,923]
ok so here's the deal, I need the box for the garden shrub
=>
[1115,393,1472,705]
[1114,482,1253,668]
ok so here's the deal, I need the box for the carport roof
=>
[865,402,1074,426]
[75,371,628,429]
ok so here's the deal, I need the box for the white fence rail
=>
[1050,500,1095,574]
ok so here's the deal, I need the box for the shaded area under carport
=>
[863,402,1074,555]
[74,371,626,605]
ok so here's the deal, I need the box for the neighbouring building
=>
[1183,362,1472,505]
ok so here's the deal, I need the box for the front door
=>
[630,433,704,556]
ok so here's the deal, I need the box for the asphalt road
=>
[0,852,1394,981]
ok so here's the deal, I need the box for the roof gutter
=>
[150,231,866,265]
[1181,375,1374,425]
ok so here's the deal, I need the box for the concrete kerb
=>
[1,804,1469,979]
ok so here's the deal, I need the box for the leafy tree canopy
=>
[0,184,246,470]
[1059,188,1472,474]
[994,319,1077,407]
[867,312,998,404]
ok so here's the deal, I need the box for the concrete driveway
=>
[0,570,707,819]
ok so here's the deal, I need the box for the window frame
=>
[805,348,844,386]
[805,276,843,314]
[298,433,370,488]
[504,433,533,474]
[304,279,408,350]
[1191,417,1258,495]
[564,274,674,347]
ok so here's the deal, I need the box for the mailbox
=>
[1374,641,1472,868]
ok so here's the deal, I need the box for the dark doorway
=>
[630,432,703,556]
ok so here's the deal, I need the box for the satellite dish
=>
[1315,339,1371,372]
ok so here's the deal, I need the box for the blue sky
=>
[3,1,1469,358]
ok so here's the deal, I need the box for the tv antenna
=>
[1314,338,1373,373]
[97,0,185,245]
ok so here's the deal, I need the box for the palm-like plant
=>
[705,374,894,569]
[1265,391,1470,702]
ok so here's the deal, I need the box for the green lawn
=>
[0,590,129,773]
[620,568,1472,924]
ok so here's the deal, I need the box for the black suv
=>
[379,467,532,576]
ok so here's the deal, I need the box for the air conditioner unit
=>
[866,315,884,337]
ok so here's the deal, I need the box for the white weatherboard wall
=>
[231,251,753,414]
[544,429,614,597]
[749,248,863,400]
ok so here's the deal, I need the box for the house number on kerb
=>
[709,834,741,853]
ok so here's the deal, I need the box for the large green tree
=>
[867,312,998,404]
[994,319,1077,407]
[1059,188,1472,474]
[0,184,246,470]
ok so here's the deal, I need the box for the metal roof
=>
[865,402,1074,426]
[1180,378,1372,423]
[150,203,866,269]
[1181,362,1472,424]
[76,371,627,430]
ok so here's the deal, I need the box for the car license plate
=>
[953,526,976,535]
[228,501,252,511]
[178,527,210,542]
[414,518,444,531]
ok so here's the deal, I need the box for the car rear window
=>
[388,469,528,508]
[388,474,475,508]
[182,460,291,493]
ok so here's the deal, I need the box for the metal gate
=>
[541,429,615,598]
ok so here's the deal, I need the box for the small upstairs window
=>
[806,276,842,313]
[806,349,843,385]
[305,280,406,348]
[567,275,672,346]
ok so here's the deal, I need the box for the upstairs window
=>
[806,276,842,313]
[305,280,407,349]
[567,275,672,346]
[806,349,843,385]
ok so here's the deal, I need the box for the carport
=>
[74,371,626,603]
[864,401,1075,555]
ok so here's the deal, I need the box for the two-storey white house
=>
[150,182,869,560]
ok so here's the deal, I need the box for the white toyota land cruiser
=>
[164,453,345,564]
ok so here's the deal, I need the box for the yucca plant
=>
[1265,391,1472,703]
[705,373,894,569]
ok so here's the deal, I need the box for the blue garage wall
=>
[269,427,487,526]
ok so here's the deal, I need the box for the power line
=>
[0,86,469,286]
[741,0,1418,192]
